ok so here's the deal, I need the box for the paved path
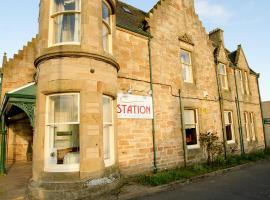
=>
[0,162,32,200]
[135,160,270,200]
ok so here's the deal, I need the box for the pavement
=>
[133,160,270,200]
[1,161,270,200]
[0,162,32,200]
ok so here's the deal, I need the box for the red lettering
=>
[127,105,133,114]
[122,105,127,114]
[140,106,146,114]
[117,104,122,113]
[145,106,151,114]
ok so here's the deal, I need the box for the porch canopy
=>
[0,82,36,174]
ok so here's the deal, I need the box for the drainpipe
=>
[178,90,187,167]
[0,116,6,175]
[256,75,267,149]
[233,67,245,155]
[148,37,157,173]
[215,62,227,159]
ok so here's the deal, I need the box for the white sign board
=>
[117,94,153,119]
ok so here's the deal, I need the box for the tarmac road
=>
[135,160,270,200]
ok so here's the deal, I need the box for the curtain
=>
[184,110,195,125]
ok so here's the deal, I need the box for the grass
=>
[138,149,270,186]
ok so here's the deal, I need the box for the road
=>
[136,160,270,200]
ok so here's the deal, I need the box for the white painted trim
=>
[224,111,236,144]
[227,140,236,145]
[103,95,115,167]
[187,144,200,150]
[185,109,200,149]
[8,82,35,94]
[44,93,80,172]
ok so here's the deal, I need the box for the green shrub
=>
[137,149,270,186]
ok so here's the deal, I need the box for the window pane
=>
[54,13,80,43]
[102,24,110,52]
[103,125,110,160]
[250,113,254,123]
[183,64,192,82]
[224,112,230,125]
[244,72,249,94]
[186,128,197,145]
[226,125,233,141]
[181,51,190,64]
[184,110,195,125]
[54,0,80,13]
[102,2,110,25]
[49,124,80,165]
[103,96,112,124]
[221,75,228,89]
[219,64,226,75]
[48,94,79,123]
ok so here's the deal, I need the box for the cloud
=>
[195,0,233,24]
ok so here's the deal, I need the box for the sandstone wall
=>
[1,36,38,99]
[7,117,33,162]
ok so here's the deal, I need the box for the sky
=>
[0,0,269,101]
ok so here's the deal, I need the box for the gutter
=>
[148,37,157,172]
[233,66,245,155]
[178,90,187,167]
[256,75,267,149]
[215,62,227,159]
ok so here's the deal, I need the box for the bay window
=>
[218,63,228,90]
[181,50,193,83]
[224,111,235,143]
[103,96,115,167]
[50,0,81,45]
[102,1,112,53]
[45,93,80,172]
[184,109,199,149]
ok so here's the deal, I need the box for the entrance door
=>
[44,93,80,172]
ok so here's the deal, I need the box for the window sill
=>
[49,42,81,47]
[105,159,115,167]
[227,140,235,145]
[184,81,194,84]
[187,144,200,150]
[44,164,80,173]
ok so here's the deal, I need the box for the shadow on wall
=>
[7,113,33,166]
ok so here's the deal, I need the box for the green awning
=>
[1,82,36,127]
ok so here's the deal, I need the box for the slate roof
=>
[228,50,237,65]
[116,1,150,36]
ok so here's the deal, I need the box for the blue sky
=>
[0,0,269,101]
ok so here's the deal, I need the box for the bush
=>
[137,149,270,186]
[200,131,223,165]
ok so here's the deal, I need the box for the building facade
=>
[262,101,270,148]
[0,0,265,198]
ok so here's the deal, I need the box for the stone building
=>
[0,0,265,198]
[262,101,270,148]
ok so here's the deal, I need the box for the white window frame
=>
[218,63,229,90]
[238,70,245,95]
[244,71,250,95]
[48,0,81,47]
[244,112,250,142]
[181,50,193,83]
[103,95,115,167]
[224,111,235,144]
[44,93,80,172]
[184,109,200,149]
[102,1,113,54]
[250,113,256,141]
